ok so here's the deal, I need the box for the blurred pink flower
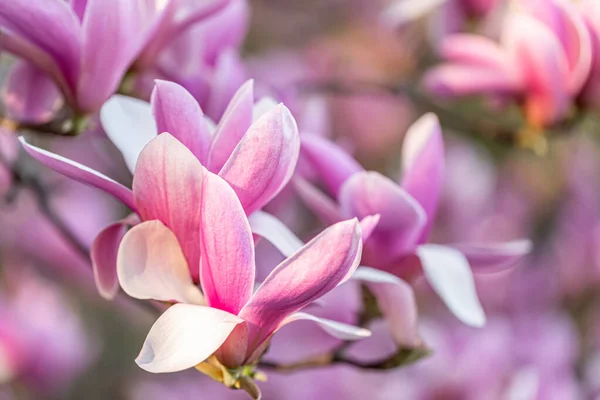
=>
[424,0,592,127]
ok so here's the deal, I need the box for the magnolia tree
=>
[0,0,598,399]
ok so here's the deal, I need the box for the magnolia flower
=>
[19,80,300,299]
[424,0,592,128]
[0,0,232,116]
[295,113,531,327]
[112,137,367,395]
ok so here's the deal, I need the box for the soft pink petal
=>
[206,49,248,120]
[417,244,486,327]
[293,176,344,225]
[423,64,521,98]
[240,219,362,353]
[279,312,371,340]
[136,303,243,373]
[451,240,532,273]
[351,267,421,348]
[91,215,139,300]
[199,170,255,315]
[133,133,204,281]
[218,104,300,214]
[100,95,156,174]
[248,211,304,257]
[19,137,136,210]
[207,80,254,172]
[117,220,204,304]
[300,134,364,197]
[440,34,512,69]
[503,13,571,126]
[339,171,426,257]
[401,113,444,242]
[0,0,80,92]
[77,0,144,112]
[1,60,63,124]
[151,80,212,164]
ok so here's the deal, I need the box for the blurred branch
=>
[0,110,86,137]
[299,80,525,149]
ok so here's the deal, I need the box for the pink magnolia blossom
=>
[0,0,234,116]
[295,113,531,327]
[19,80,300,299]
[112,141,367,385]
[424,0,592,127]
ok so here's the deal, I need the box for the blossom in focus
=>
[0,0,234,118]
[424,0,592,128]
[296,113,531,327]
[19,80,300,299]
[115,155,367,396]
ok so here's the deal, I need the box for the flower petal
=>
[136,303,243,373]
[240,218,362,352]
[293,176,344,225]
[100,95,157,174]
[19,137,136,210]
[91,214,139,300]
[151,80,212,164]
[207,80,254,172]
[0,0,80,92]
[1,60,63,124]
[117,220,204,304]
[133,133,204,281]
[248,211,304,257]
[77,0,143,112]
[218,103,300,214]
[451,240,532,273]
[417,244,486,327]
[401,113,444,241]
[199,170,255,315]
[351,267,421,347]
[339,171,426,257]
[280,312,371,340]
[300,134,364,197]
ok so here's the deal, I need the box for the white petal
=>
[136,304,243,373]
[281,312,371,340]
[100,95,157,173]
[248,211,304,257]
[417,244,486,327]
[117,221,205,305]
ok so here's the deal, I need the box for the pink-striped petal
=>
[248,211,304,257]
[1,61,63,124]
[359,214,381,243]
[136,303,243,373]
[351,267,421,348]
[0,0,80,92]
[440,34,512,69]
[207,80,254,171]
[218,104,300,214]
[91,214,139,300]
[239,218,362,353]
[117,220,204,304]
[151,80,212,164]
[417,244,486,327]
[451,240,532,273]
[77,0,143,112]
[133,133,204,281]
[401,113,444,242]
[503,13,571,126]
[339,171,426,257]
[300,134,364,197]
[199,170,255,315]
[100,95,156,174]
[19,137,136,210]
